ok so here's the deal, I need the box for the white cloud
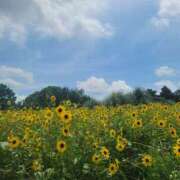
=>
[77,76,132,99]
[152,0,180,28]
[0,0,114,43]
[155,66,176,77]
[0,66,34,90]
[154,80,179,92]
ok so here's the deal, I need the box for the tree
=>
[146,89,157,98]
[132,88,152,105]
[174,89,180,102]
[104,92,134,106]
[0,84,16,110]
[160,86,174,100]
[23,86,97,108]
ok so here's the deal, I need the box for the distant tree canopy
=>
[104,86,180,106]
[23,86,97,108]
[0,84,16,110]
[0,83,179,109]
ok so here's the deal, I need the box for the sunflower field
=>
[0,100,180,180]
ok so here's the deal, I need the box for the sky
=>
[0,0,180,100]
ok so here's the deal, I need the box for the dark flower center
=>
[58,108,62,112]
[12,140,17,144]
[60,143,65,148]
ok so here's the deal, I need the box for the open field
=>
[0,102,180,180]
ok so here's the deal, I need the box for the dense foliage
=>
[104,87,180,106]
[23,86,98,108]
[0,84,16,110]
[0,83,180,110]
[0,102,179,179]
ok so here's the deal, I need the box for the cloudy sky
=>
[0,0,180,100]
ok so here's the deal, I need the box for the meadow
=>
[0,99,180,180]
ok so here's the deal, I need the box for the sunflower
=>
[62,127,70,136]
[32,160,42,171]
[56,140,67,153]
[131,111,137,118]
[157,120,166,128]
[92,142,98,149]
[21,135,29,146]
[56,105,65,115]
[50,95,56,103]
[142,154,153,167]
[177,114,180,120]
[110,129,116,138]
[169,128,177,138]
[60,111,72,123]
[45,109,53,119]
[108,163,118,176]
[168,123,173,128]
[133,119,143,128]
[176,138,180,145]
[92,154,101,164]
[101,146,110,159]
[173,144,180,157]
[116,136,128,145]
[8,136,20,149]
[116,142,125,152]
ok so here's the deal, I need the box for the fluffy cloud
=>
[154,80,179,92]
[152,0,180,28]
[77,76,132,99]
[0,66,34,90]
[0,0,113,43]
[155,66,176,77]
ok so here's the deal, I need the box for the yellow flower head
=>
[32,160,42,172]
[50,95,56,102]
[60,111,72,123]
[92,142,98,149]
[101,146,110,159]
[45,109,53,119]
[176,138,180,145]
[56,105,65,115]
[110,129,116,138]
[169,128,177,138]
[92,154,101,164]
[62,127,70,137]
[116,142,125,152]
[142,154,153,167]
[157,120,166,128]
[173,144,180,158]
[133,119,143,128]
[131,111,137,118]
[8,136,20,149]
[108,163,118,176]
[56,140,67,153]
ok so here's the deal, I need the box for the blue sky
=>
[0,0,180,100]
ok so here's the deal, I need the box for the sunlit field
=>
[0,100,180,180]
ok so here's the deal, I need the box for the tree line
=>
[0,83,179,110]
